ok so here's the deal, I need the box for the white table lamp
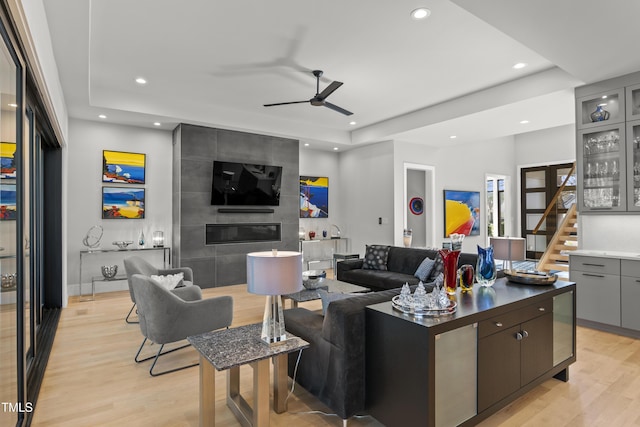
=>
[247,250,303,345]
[490,237,526,271]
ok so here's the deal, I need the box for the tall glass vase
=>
[439,249,461,295]
[476,245,497,286]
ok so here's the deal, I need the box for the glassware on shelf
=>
[590,105,610,122]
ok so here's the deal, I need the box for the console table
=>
[365,279,576,427]
[299,238,350,270]
[188,323,308,427]
[79,246,171,299]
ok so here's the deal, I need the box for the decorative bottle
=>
[138,230,145,247]
[476,245,497,286]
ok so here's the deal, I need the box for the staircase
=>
[536,203,578,274]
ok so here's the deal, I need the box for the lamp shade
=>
[246,251,303,295]
[490,237,526,262]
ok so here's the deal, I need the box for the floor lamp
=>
[490,237,526,271]
[247,250,303,345]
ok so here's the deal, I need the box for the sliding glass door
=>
[0,10,22,425]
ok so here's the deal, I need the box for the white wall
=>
[66,119,172,299]
[393,137,517,253]
[299,148,342,239]
[340,141,395,257]
[514,124,575,167]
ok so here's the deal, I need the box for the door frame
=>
[403,162,435,248]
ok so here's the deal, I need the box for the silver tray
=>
[391,295,457,317]
[504,269,558,286]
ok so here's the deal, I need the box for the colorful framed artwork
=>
[0,183,17,220]
[102,150,146,184]
[102,186,145,219]
[300,176,328,218]
[1,142,17,179]
[443,190,480,237]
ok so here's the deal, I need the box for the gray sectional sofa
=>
[284,288,402,421]
[336,246,479,292]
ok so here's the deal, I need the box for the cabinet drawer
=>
[478,299,552,339]
[621,259,640,277]
[570,256,620,275]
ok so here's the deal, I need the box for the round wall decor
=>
[409,197,424,215]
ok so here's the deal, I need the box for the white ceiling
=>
[41,0,640,151]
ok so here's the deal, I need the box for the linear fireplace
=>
[205,223,282,245]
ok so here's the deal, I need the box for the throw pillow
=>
[427,253,445,282]
[318,289,357,315]
[414,257,436,282]
[150,272,184,290]
[362,245,391,270]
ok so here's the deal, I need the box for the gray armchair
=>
[130,274,233,376]
[123,256,200,323]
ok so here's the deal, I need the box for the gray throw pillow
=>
[318,289,356,315]
[428,252,445,282]
[414,257,436,282]
[362,244,391,270]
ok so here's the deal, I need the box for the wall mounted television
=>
[211,161,283,206]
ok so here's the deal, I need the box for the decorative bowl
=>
[112,241,133,250]
[101,265,118,279]
[302,270,326,289]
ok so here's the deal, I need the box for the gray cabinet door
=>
[621,276,640,330]
[573,271,621,326]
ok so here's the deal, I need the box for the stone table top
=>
[188,323,309,371]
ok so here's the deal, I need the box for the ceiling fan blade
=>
[263,100,310,107]
[323,101,353,116]
[317,81,343,100]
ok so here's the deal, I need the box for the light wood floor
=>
[32,284,640,427]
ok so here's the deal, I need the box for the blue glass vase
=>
[476,245,496,286]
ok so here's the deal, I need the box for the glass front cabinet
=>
[577,124,626,212]
[576,74,640,213]
[626,120,640,211]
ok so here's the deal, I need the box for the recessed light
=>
[410,8,431,20]
[513,62,527,69]
[333,147,339,151]
[153,122,161,126]
[520,120,529,124]
[449,135,457,139]
[98,114,107,119]
[349,121,357,125]
[8,103,17,108]
[602,95,608,99]
[135,77,147,85]
[304,143,310,147]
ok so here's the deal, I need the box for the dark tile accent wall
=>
[172,124,299,288]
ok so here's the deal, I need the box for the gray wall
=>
[172,124,299,287]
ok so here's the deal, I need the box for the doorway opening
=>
[404,163,435,248]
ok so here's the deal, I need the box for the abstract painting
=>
[1,142,16,179]
[300,176,328,218]
[444,190,480,237]
[0,184,16,220]
[103,150,145,184]
[102,187,145,219]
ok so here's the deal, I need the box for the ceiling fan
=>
[263,70,353,116]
